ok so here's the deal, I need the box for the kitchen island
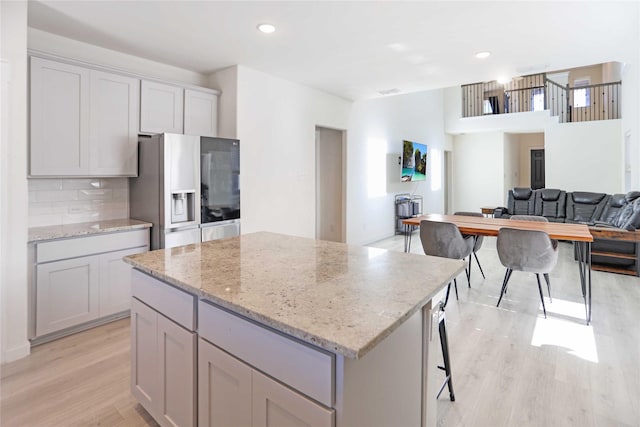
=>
[124,231,465,427]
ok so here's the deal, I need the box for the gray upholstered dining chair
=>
[420,219,474,306]
[509,215,557,300]
[454,211,485,281]
[496,227,559,318]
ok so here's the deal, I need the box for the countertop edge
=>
[28,219,153,243]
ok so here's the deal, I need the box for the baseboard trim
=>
[1,341,31,364]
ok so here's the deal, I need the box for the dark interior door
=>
[531,149,545,189]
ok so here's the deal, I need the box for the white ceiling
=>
[28,1,639,101]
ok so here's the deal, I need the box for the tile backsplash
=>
[29,178,129,227]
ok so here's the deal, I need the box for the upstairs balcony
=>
[462,70,621,123]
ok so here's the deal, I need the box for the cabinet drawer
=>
[36,229,149,263]
[132,270,196,331]
[198,301,334,407]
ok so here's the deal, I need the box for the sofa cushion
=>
[598,194,627,225]
[566,192,609,224]
[513,187,533,200]
[571,191,607,204]
[506,187,537,216]
[540,189,562,201]
[534,189,566,220]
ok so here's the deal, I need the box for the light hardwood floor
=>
[1,234,639,426]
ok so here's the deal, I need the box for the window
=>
[573,78,590,108]
[531,88,545,111]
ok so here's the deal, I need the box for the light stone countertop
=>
[124,231,466,359]
[28,218,152,242]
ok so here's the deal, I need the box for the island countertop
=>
[123,231,465,359]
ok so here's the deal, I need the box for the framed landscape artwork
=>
[401,140,427,182]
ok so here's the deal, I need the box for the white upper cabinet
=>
[30,56,140,177]
[30,57,91,176]
[184,89,218,137]
[140,80,184,134]
[90,71,140,176]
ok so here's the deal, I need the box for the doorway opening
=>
[315,127,346,242]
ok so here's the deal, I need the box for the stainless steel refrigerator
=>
[130,133,201,250]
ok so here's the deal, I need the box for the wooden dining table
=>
[403,214,595,324]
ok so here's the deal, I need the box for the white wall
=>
[503,133,520,194]
[346,90,448,245]
[452,132,505,212]
[1,1,30,363]
[545,120,623,193]
[28,28,208,87]
[209,66,238,139]
[235,66,351,239]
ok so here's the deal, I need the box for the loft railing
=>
[461,73,622,123]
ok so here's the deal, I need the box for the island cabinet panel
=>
[198,300,335,408]
[198,338,252,427]
[253,369,335,427]
[36,255,100,336]
[140,80,184,134]
[131,298,159,413]
[131,297,196,427]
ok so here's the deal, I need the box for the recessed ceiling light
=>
[257,23,276,34]
[475,51,491,59]
[388,43,409,52]
[378,88,401,96]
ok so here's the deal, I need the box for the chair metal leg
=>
[443,282,452,308]
[497,268,512,307]
[474,251,485,279]
[504,268,513,295]
[453,278,458,300]
[436,309,455,401]
[466,255,472,287]
[536,274,547,318]
[543,273,552,302]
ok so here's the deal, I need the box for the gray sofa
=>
[495,188,640,275]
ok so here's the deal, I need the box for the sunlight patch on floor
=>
[531,299,597,363]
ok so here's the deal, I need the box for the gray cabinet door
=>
[36,255,100,336]
[252,369,334,427]
[184,89,218,137]
[98,246,147,317]
[198,338,252,427]
[89,70,140,176]
[130,298,159,418]
[157,313,196,427]
[30,56,90,176]
[140,80,184,134]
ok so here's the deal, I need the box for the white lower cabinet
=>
[33,229,150,340]
[198,338,334,427]
[36,255,101,336]
[131,298,196,427]
[99,247,147,316]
